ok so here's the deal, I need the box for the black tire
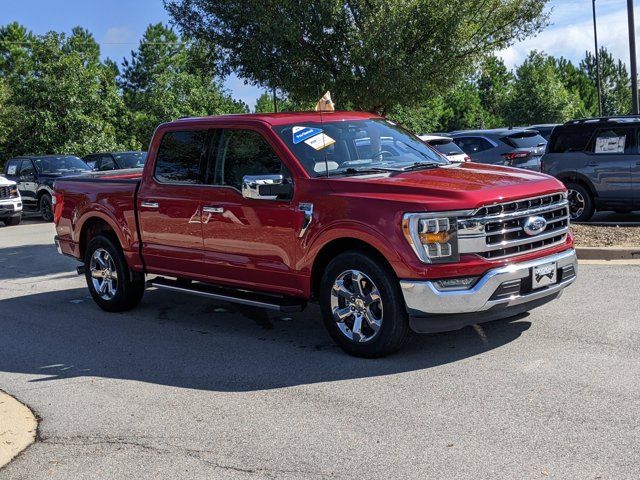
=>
[565,182,594,222]
[39,193,54,222]
[2,214,21,226]
[319,250,410,358]
[84,235,145,312]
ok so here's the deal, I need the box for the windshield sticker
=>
[292,126,323,144]
[595,135,626,153]
[304,133,336,150]
[6,164,17,175]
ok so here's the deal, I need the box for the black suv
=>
[84,151,147,171]
[541,117,640,222]
[449,128,547,171]
[3,155,91,221]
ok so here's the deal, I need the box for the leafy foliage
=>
[166,0,551,114]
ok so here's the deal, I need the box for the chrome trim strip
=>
[400,249,577,315]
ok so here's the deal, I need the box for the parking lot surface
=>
[1,221,639,479]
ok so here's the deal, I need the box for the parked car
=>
[0,175,22,226]
[54,112,577,358]
[3,155,91,221]
[419,135,471,162]
[522,124,559,142]
[541,116,640,222]
[84,151,147,171]
[449,128,547,171]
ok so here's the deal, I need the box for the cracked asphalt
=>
[1,221,639,479]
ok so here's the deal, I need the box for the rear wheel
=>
[39,194,53,222]
[84,235,145,312]
[2,215,21,226]
[565,182,594,222]
[319,250,410,358]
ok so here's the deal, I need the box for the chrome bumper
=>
[400,249,577,316]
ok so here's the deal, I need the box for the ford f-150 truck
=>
[54,111,577,357]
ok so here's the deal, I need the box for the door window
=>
[590,128,633,155]
[20,160,35,177]
[97,155,116,171]
[453,137,493,154]
[214,129,286,190]
[155,130,208,184]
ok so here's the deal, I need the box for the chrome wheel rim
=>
[90,248,118,300]
[567,189,585,220]
[330,270,383,343]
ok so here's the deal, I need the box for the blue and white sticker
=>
[292,126,323,144]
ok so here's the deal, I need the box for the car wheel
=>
[2,214,21,226]
[565,182,594,222]
[84,235,145,312]
[319,250,410,358]
[39,194,54,222]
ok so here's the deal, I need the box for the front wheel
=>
[84,235,145,312]
[565,182,594,222]
[319,250,410,358]
[39,194,53,222]
[3,214,21,226]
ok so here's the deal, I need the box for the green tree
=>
[581,47,631,116]
[120,23,247,146]
[0,25,133,162]
[254,91,315,113]
[554,56,596,118]
[505,51,580,125]
[477,56,513,127]
[166,0,550,114]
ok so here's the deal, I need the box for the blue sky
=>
[2,0,640,109]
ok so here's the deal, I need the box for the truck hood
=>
[0,175,16,187]
[328,162,565,211]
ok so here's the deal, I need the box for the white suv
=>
[0,175,22,226]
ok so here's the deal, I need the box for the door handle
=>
[141,201,159,209]
[203,206,224,214]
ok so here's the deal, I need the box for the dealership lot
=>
[1,222,639,479]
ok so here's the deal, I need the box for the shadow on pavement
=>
[0,243,79,280]
[0,286,532,392]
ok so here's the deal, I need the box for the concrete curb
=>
[576,246,640,261]
[0,391,37,469]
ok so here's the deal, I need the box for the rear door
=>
[585,127,634,206]
[452,136,496,163]
[137,129,210,278]
[199,126,301,294]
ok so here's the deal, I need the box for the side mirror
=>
[242,174,292,200]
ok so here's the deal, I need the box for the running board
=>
[147,277,306,313]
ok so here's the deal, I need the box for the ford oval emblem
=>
[523,216,548,236]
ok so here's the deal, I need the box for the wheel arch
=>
[78,215,122,260]
[556,172,597,199]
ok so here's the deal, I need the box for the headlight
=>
[402,213,460,263]
[9,186,19,198]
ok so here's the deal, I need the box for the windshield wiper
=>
[326,167,394,177]
[398,162,441,171]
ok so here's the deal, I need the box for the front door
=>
[137,129,210,278]
[200,128,301,295]
[18,159,38,208]
[585,127,634,208]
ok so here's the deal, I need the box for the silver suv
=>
[540,117,639,222]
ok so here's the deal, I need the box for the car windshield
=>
[502,132,547,149]
[33,156,91,174]
[275,118,448,177]
[114,152,147,168]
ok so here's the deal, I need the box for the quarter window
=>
[155,130,208,184]
[453,137,493,154]
[591,128,633,154]
[215,129,285,190]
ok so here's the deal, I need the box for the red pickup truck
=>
[54,111,577,357]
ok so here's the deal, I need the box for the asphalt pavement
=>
[0,221,639,479]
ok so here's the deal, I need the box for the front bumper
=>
[400,249,577,333]
[0,198,23,218]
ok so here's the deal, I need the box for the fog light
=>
[433,277,478,291]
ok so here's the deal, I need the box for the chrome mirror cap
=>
[242,174,284,200]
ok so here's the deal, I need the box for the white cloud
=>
[103,26,135,44]
[499,1,640,70]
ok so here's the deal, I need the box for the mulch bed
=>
[571,224,640,247]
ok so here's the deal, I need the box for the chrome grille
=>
[0,186,11,199]
[458,193,570,260]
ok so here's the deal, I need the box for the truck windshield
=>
[275,119,448,177]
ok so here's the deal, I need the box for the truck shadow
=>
[0,243,79,280]
[0,287,532,392]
